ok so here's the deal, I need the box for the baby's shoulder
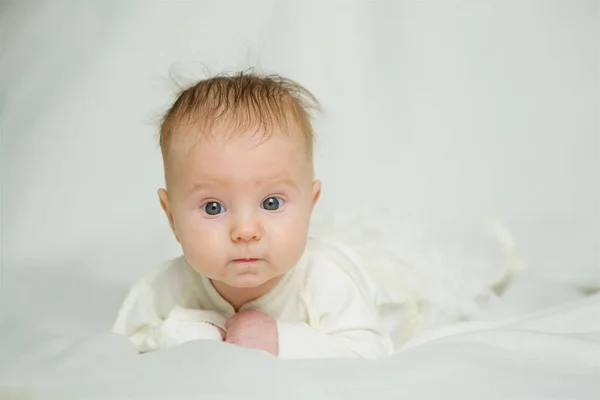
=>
[304,237,378,294]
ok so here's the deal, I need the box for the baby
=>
[111,71,397,359]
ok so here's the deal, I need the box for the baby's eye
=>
[261,197,283,211]
[203,201,226,216]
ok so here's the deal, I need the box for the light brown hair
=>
[159,70,321,170]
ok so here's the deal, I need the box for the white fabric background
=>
[1,3,599,399]
[1,1,598,286]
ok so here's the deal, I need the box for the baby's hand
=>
[225,310,278,356]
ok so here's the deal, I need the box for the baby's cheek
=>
[180,221,225,263]
[271,221,307,269]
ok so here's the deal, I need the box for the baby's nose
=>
[230,215,262,242]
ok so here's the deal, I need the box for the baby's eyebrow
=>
[186,180,221,195]
[186,176,298,195]
[260,176,299,189]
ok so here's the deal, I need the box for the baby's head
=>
[158,71,321,292]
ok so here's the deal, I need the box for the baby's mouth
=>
[231,258,261,263]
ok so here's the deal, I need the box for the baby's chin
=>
[225,272,280,289]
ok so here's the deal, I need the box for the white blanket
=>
[1,215,597,399]
[1,293,598,400]
[1,215,597,400]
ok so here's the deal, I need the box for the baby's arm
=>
[221,251,393,359]
[276,249,393,359]
[222,276,390,359]
[118,301,227,353]
[112,260,226,353]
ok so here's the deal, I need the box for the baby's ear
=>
[158,189,180,242]
[311,180,322,207]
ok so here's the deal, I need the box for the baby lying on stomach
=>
[112,71,515,359]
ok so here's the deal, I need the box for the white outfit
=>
[112,237,402,359]
[112,215,520,359]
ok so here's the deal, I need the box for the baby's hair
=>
[159,69,321,169]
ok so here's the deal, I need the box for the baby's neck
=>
[211,275,283,311]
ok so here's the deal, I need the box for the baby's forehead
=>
[166,127,312,187]
[170,121,310,161]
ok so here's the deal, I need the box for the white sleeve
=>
[112,262,227,353]
[276,248,393,359]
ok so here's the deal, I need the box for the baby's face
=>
[160,127,320,289]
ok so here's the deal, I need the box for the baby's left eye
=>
[261,197,284,211]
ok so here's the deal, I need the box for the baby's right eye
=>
[203,201,225,216]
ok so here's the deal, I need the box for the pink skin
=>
[207,311,277,356]
[159,124,320,355]
[224,310,278,356]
